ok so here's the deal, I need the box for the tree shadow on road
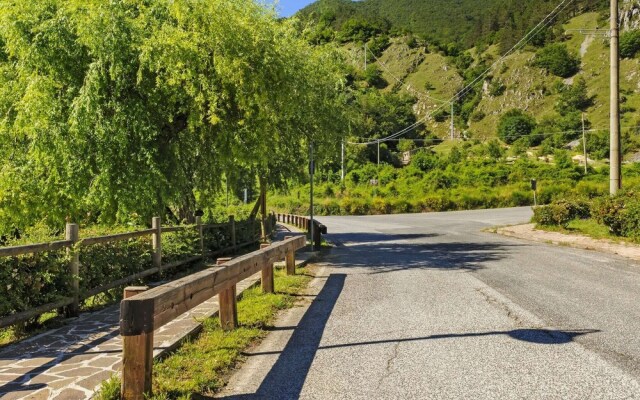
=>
[213,269,599,400]
[323,232,521,274]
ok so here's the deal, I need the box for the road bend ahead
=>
[218,207,640,399]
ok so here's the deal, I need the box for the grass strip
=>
[96,267,313,400]
[537,218,637,244]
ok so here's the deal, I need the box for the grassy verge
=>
[536,219,637,244]
[96,267,313,400]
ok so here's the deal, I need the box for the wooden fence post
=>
[229,215,236,249]
[195,216,204,255]
[65,223,80,317]
[152,217,162,270]
[284,236,296,276]
[121,286,152,400]
[260,244,274,294]
[216,258,237,330]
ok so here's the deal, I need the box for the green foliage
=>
[497,109,537,144]
[532,199,590,227]
[620,29,640,59]
[337,17,388,42]
[532,43,580,78]
[488,79,506,97]
[0,218,258,324]
[555,78,593,115]
[0,0,347,234]
[298,0,607,50]
[592,191,640,239]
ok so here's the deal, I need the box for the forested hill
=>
[298,0,607,49]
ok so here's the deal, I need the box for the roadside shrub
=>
[533,199,591,227]
[592,192,640,239]
[532,203,571,227]
[316,198,341,216]
[340,197,370,215]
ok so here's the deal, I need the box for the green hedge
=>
[0,219,261,325]
[592,191,640,240]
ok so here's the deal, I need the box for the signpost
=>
[531,179,538,206]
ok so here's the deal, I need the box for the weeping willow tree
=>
[0,0,348,234]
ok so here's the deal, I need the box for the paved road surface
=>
[218,207,640,399]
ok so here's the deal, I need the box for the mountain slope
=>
[298,0,608,48]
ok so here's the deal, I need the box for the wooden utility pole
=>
[582,113,588,174]
[309,142,315,252]
[450,102,455,140]
[610,0,621,194]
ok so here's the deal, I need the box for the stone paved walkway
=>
[0,228,313,399]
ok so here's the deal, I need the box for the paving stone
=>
[76,370,114,390]
[52,388,87,400]
[1,387,51,400]
[0,233,313,399]
[47,377,77,390]
[14,357,56,368]
[55,367,102,378]
[87,356,119,368]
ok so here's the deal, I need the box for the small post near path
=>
[217,257,237,331]
[260,244,275,294]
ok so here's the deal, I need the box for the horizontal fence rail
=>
[276,213,327,248]
[0,214,277,330]
[119,235,306,400]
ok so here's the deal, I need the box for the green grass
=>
[95,267,313,400]
[537,218,636,243]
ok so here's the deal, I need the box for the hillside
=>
[312,2,640,157]
[298,0,608,49]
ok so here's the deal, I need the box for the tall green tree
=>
[0,0,347,233]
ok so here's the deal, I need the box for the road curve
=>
[218,207,640,399]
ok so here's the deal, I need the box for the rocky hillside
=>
[333,2,640,157]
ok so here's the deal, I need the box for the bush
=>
[620,30,640,59]
[533,199,591,227]
[532,43,580,78]
[497,109,537,144]
[592,192,640,239]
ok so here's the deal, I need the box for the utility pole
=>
[450,102,455,140]
[377,140,380,167]
[582,113,588,174]
[309,142,315,252]
[341,140,345,181]
[610,0,621,194]
[364,42,367,70]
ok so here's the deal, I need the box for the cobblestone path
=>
[0,228,310,399]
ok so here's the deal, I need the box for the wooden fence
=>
[0,214,277,329]
[119,235,306,400]
[276,213,327,248]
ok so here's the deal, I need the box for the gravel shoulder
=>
[495,223,640,261]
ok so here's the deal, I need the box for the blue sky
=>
[272,0,316,17]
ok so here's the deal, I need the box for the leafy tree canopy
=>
[532,43,580,78]
[497,109,537,144]
[0,0,348,233]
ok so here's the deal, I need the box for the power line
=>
[349,0,575,146]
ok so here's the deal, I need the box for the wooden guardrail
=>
[276,213,327,248]
[0,214,277,329]
[119,235,306,400]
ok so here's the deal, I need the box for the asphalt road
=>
[218,207,640,399]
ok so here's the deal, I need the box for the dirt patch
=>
[496,223,640,261]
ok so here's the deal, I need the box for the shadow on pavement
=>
[214,273,346,400]
[214,268,598,400]
[324,232,521,273]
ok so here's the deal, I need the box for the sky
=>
[273,0,316,17]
